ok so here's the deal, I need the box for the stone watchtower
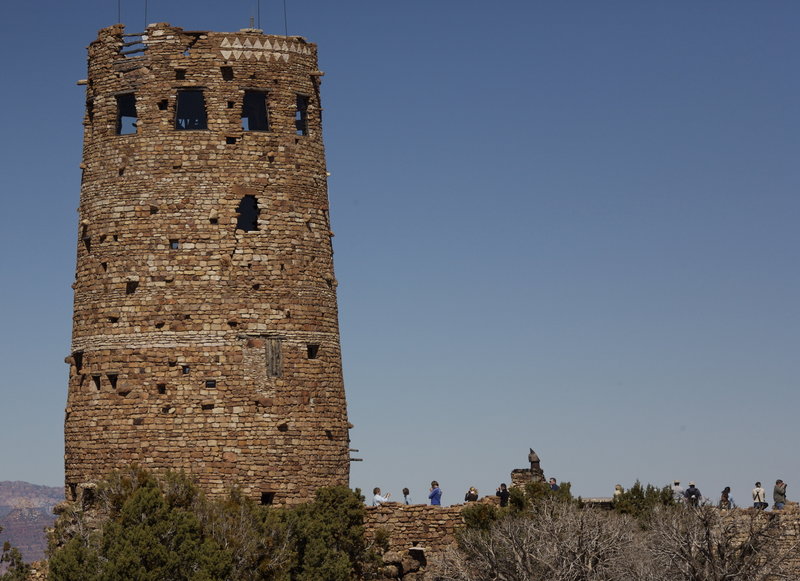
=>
[65,23,349,505]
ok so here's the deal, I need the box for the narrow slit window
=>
[175,90,208,130]
[307,344,320,359]
[157,383,167,394]
[92,375,101,390]
[181,365,190,375]
[242,91,269,131]
[236,195,260,231]
[266,338,282,377]
[72,351,83,374]
[295,94,309,136]
[116,93,137,135]
[107,374,118,390]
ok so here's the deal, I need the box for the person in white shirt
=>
[372,487,391,506]
[752,481,768,510]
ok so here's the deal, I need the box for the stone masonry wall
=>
[364,504,466,557]
[64,23,349,506]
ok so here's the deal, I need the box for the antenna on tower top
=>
[283,0,288,36]
[257,0,261,29]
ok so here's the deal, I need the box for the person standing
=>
[684,481,702,507]
[496,483,510,507]
[372,487,391,506]
[428,481,442,506]
[464,487,479,502]
[549,478,560,492]
[402,487,412,505]
[774,479,787,510]
[672,480,685,504]
[719,486,735,509]
[752,482,767,510]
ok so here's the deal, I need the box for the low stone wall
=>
[363,503,466,556]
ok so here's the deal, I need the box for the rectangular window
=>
[266,338,282,377]
[242,91,269,131]
[295,95,309,136]
[116,93,137,135]
[175,90,208,130]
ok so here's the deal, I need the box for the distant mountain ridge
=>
[0,481,62,563]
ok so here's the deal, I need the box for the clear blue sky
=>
[1,1,798,508]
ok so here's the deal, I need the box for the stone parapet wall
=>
[364,504,466,556]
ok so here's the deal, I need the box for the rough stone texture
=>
[64,22,349,506]
[364,503,466,557]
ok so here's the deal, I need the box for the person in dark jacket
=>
[684,482,702,507]
[496,483,510,507]
[464,487,479,502]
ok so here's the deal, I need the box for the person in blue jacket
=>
[428,481,442,505]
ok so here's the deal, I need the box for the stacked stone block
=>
[64,22,349,505]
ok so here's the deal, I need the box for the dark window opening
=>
[221,66,234,81]
[285,311,291,319]
[170,239,180,249]
[118,168,125,176]
[107,374,118,389]
[236,195,260,231]
[267,338,282,377]
[226,136,236,144]
[307,344,320,359]
[210,217,219,225]
[205,380,217,388]
[155,322,165,329]
[92,375,101,390]
[201,403,215,410]
[108,316,119,323]
[278,422,289,432]
[228,320,238,328]
[86,100,94,123]
[113,234,118,241]
[158,99,168,111]
[125,281,138,294]
[101,262,107,271]
[227,101,235,109]
[169,361,177,367]
[99,234,107,243]
[83,237,91,253]
[157,383,167,394]
[260,492,275,505]
[242,91,269,131]
[116,93,138,135]
[161,406,173,413]
[295,95,309,136]
[181,365,190,374]
[184,314,192,320]
[150,206,159,214]
[252,283,260,290]
[175,90,208,130]
[325,429,333,440]
[133,418,144,425]
[175,69,186,80]
[72,351,83,373]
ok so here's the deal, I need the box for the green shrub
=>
[612,480,674,520]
